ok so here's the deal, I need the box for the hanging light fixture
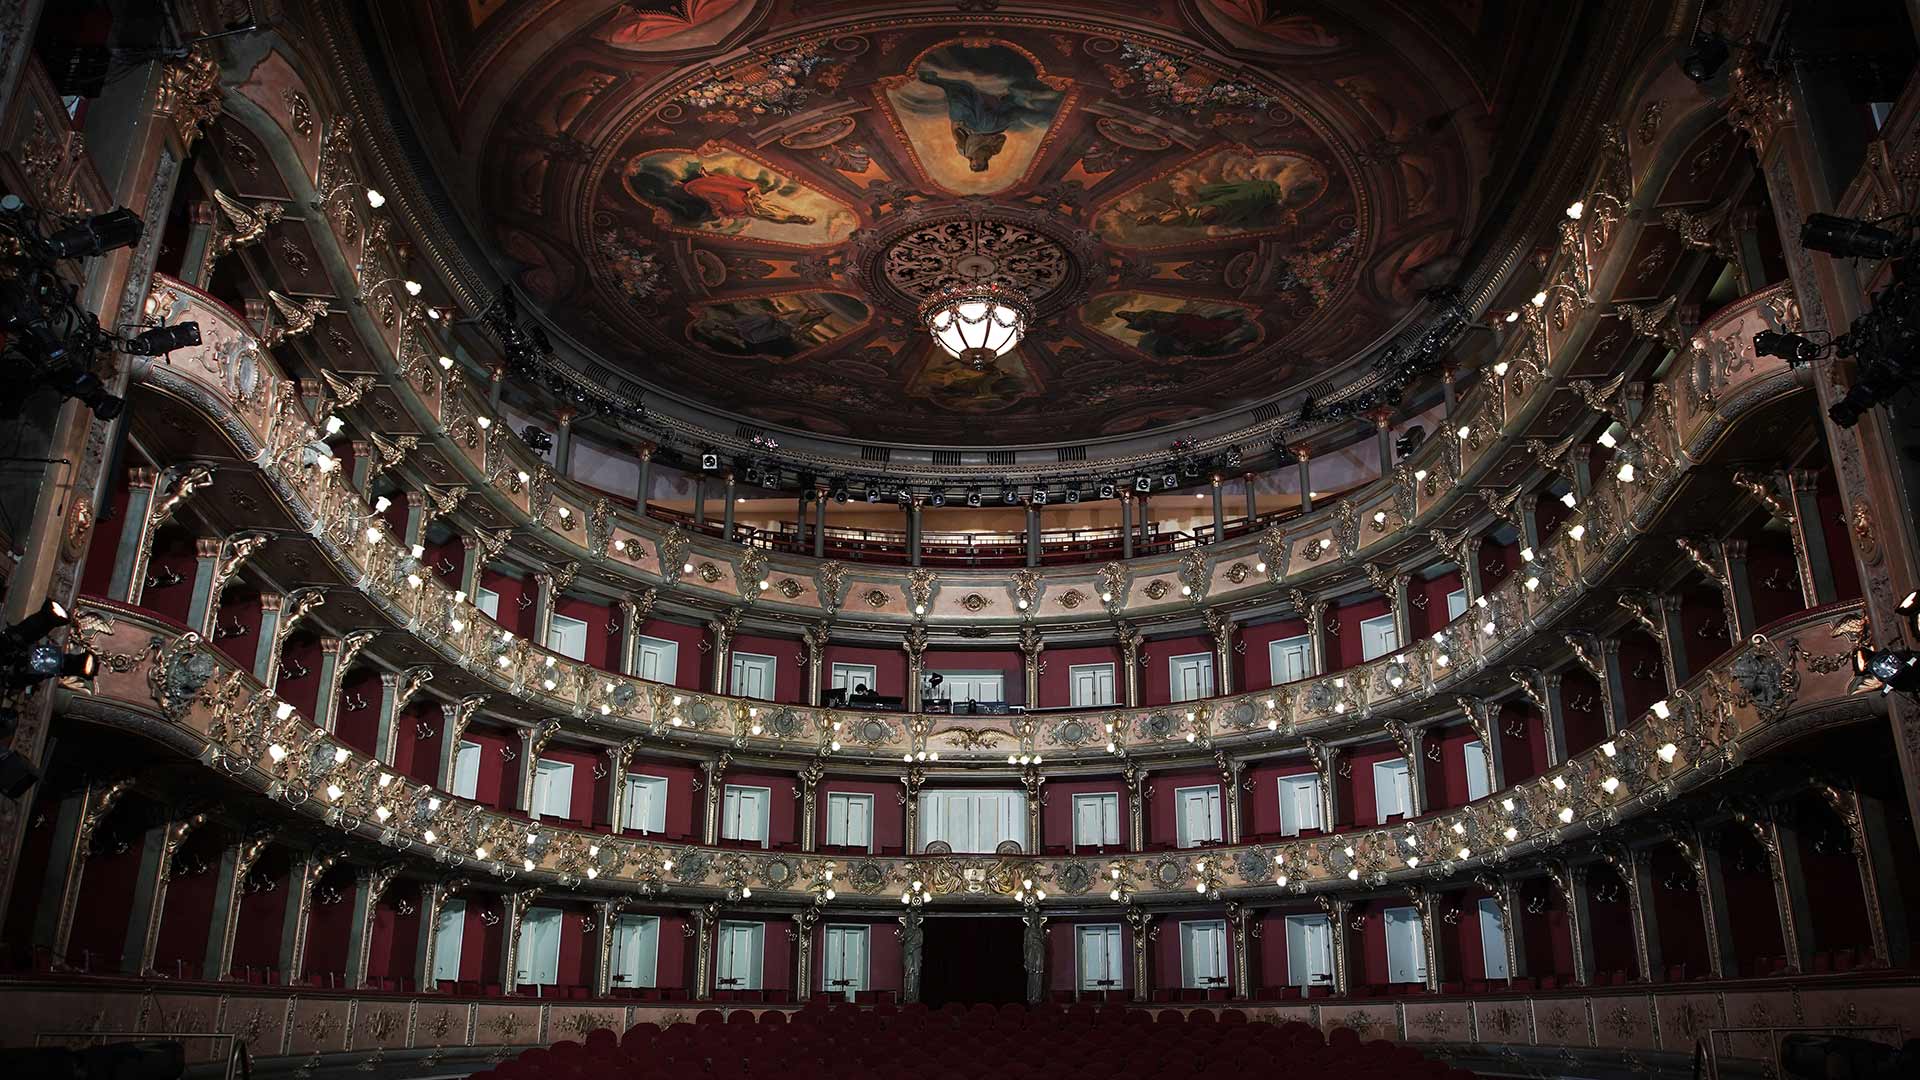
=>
[920,280,1031,370]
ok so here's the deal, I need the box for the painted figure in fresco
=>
[1131,158,1321,229]
[1112,306,1258,359]
[691,301,833,359]
[626,159,815,228]
[911,46,1061,172]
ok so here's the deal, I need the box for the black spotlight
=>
[44,363,123,420]
[26,642,96,681]
[1852,642,1920,694]
[866,487,882,504]
[1133,476,1152,493]
[1754,329,1824,365]
[965,488,982,507]
[1097,482,1116,500]
[1394,425,1427,459]
[1801,214,1910,261]
[1161,472,1178,490]
[832,485,849,503]
[1273,442,1300,467]
[1679,33,1729,84]
[43,207,144,259]
[1003,488,1019,505]
[123,321,201,356]
[1064,487,1081,504]
[520,425,553,454]
[897,490,913,507]
[1030,489,1048,506]
[929,490,946,507]
[0,749,35,799]
[700,452,720,471]
[6,599,70,647]
[1221,447,1243,469]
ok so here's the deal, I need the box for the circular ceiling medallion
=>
[877,214,1071,313]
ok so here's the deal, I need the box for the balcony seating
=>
[471,1001,1478,1080]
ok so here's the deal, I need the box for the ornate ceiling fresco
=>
[378,0,1575,444]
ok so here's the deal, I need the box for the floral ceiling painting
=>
[395,0,1556,443]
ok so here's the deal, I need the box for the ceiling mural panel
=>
[386,0,1568,444]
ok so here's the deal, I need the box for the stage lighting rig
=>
[1,599,97,693]
[1774,213,1920,428]
[0,197,204,419]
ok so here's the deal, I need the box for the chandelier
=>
[920,280,1032,369]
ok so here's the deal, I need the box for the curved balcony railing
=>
[58,598,1871,903]
[133,276,1808,761]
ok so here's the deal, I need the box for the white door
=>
[1072,792,1121,851]
[730,652,777,701]
[623,774,668,834]
[1069,663,1117,707]
[917,790,1026,853]
[1359,614,1400,661]
[475,587,500,619]
[1372,759,1412,824]
[1285,914,1333,988]
[715,921,764,990]
[822,925,869,1001]
[515,908,563,988]
[546,613,588,661]
[1277,774,1322,836]
[451,740,482,800]
[1463,741,1492,801]
[611,915,660,989]
[1174,785,1223,848]
[1169,654,1215,702]
[432,899,466,983]
[635,635,679,684]
[829,663,879,695]
[1477,897,1510,980]
[1269,635,1313,684]
[1445,588,1468,621]
[1383,906,1427,984]
[937,672,1005,704]
[1077,924,1124,992]
[530,759,574,821]
[825,792,874,851]
[1180,920,1230,990]
[722,785,771,846]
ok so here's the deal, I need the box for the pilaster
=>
[108,468,158,603]
[185,538,223,637]
[251,592,285,685]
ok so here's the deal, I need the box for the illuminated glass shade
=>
[920,282,1032,368]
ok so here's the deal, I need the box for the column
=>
[377,672,405,766]
[1460,536,1485,604]
[1554,863,1595,987]
[1540,673,1569,766]
[635,442,655,515]
[1618,849,1663,982]
[404,492,428,549]
[1784,469,1838,606]
[34,779,131,957]
[552,408,574,475]
[1127,909,1154,1001]
[1025,503,1040,567]
[721,473,737,541]
[796,493,810,550]
[1228,902,1252,1000]
[1414,891,1444,993]
[488,365,505,409]
[798,762,822,854]
[1324,897,1352,995]
[413,881,447,991]
[803,623,829,707]
[180,201,218,287]
[531,572,556,650]
[1718,540,1757,641]
[1118,626,1142,708]
[279,855,325,986]
[591,900,617,997]
[501,892,532,991]
[1402,727,1428,817]
[1693,831,1738,979]
[1206,611,1236,696]
[790,911,817,1002]
[1846,790,1911,968]
[185,538,223,637]
[123,816,201,975]
[1570,444,1594,501]
[1297,595,1327,677]
[1124,762,1147,854]
[108,468,158,603]
[605,742,635,832]
[1496,877,1526,982]
[350,438,374,496]
[1596,638,1627,736]
[204,835,272,983]
[617,600,641,677]
[692,476,707,530]
[1019,627,1044,707]
[1022,767,1046,852]
[459,536,482,601]
[344,866,396,988]
[1370,409,1394,478]
[1517,494,1542,554]
[1244,472,1259,525]
[701,757,728,845]
[900,908,926,1003]
[1389,573,1413,648]
[252,593,285,686]
[1295,446,1314,513]
[902,629,928,713]
[1210,476,1225,543]
[313,637,345,733]
[692,905,716,1001]
[1120,493,1135,560]
[1222,756,1246,843]
[814,483,829,557]
[901,770,924,855]
[517,729,540,814]
[708,614,737,695]
[441,701,479,790]
[1440,363,1458,416]
[1656,594,1690,689]
[908,498,923,567]
[1754,811,1815,973]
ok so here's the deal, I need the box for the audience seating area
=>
[473,1002,1478,1080]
